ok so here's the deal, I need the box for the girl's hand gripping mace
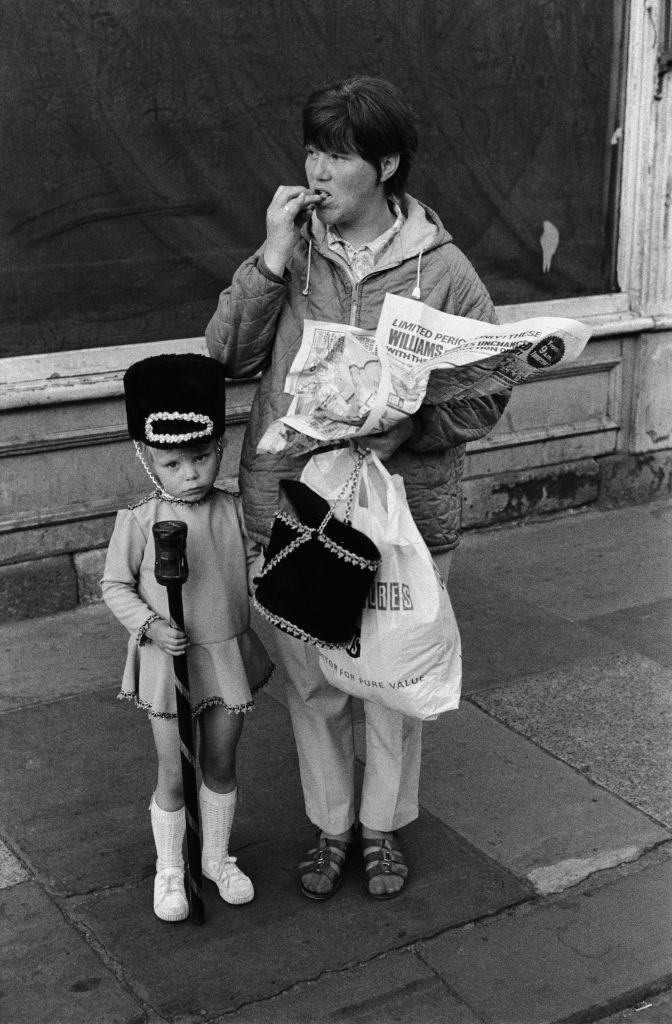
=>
[153,520,205,925]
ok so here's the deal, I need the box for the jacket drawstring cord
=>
[302,238,313,296]
[412,249,423,300]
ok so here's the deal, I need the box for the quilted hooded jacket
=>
[206,196,510,553]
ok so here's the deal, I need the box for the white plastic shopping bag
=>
[302,448,462,720]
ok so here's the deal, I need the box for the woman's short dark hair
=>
[302,76,418,202]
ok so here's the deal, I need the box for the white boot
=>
[200,784,254,905]
[150,796,189,922]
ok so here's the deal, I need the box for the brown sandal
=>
[298,832,352,901]
[362,832,408,899]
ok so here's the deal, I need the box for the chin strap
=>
[133,438,225,502]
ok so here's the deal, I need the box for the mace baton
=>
[152,519,205,925]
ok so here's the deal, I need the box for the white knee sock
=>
[199,784,236,866]
[150,795,185,872]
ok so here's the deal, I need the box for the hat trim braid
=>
[145,411,214,445]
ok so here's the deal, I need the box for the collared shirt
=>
[325,202,405,282]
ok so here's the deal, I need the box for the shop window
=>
[1,0,625,358]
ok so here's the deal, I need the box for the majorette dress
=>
[102,487,273,718]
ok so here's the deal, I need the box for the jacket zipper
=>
[349,265,405,328]
[304,234,426,328]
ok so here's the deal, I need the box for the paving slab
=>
[585,597,672,668]
[0,553,78,623]
[448,568,624,693]
[0,689,156,894]
[418,854,672,1024]
[0,604,128,710]
[0,880,144,1024]
[223,948,484,1023]
[421,703,669,891]
[0,837,29,888]
[66,814,529,1022]
[0,689,303,894]
[472,649,672,828]
[228,690,312,844]
[0,676,529,1022]
[457,500,672,621]
[596,988,672,1023]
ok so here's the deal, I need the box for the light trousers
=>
[260,548,453,835]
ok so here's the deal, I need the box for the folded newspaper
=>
[258,293,592,455]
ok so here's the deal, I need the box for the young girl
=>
[102,353,272,923]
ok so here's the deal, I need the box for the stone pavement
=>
[0,499,671,1024]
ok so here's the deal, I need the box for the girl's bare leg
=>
[198,704,244,791]
[150,715,183,810]
[197,705,253,904]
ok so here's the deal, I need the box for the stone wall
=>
[2,327,671,623]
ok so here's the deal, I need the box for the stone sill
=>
[3,296,672,413]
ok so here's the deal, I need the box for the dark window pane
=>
[411,0,622,306]
[1,0,621,357]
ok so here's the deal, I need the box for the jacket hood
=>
[306,194,452,260]
[301,195,453,300]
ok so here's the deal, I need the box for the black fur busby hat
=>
[123,353,226,448]
[253,479,381,648]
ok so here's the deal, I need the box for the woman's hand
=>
[146,618,189,656]
[247,549,265,597]
[264,186,325,276]
[360,418,414,461]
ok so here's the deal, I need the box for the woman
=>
[206,76,510,900]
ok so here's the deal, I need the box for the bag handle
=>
[351,448,412,545]
[259,447,369,580]
[317,446,366,533]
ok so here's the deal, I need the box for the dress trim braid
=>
[129,484,216,510]
[136,612,161,646]
[156,487,215,507]
[116,691,256,719]
[128,492,156,510]
[252,660,275,693]
[192,695,256,716]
